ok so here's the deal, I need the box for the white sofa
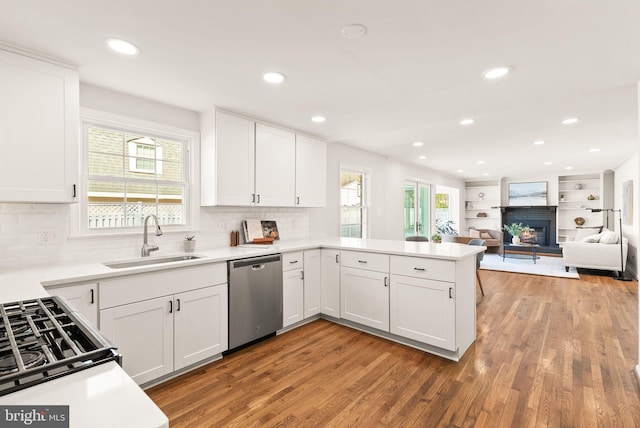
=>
[563,229,628,274]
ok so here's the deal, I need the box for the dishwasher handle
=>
[251,264,266,271]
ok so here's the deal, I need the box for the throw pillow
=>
[469,229,481,238]
[574,227,603,241]
[599,231,619,244]
[580,234,601,243]
[480,232,493,239]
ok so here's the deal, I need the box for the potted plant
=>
[430,233,442,243]
[184,235,196,253]
[503,223,530,245]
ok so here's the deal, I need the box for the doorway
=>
[404,181,431,239]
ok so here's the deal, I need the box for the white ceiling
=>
[2,1,639,180]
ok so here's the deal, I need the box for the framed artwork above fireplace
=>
[508,181,547,206]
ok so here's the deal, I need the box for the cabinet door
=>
[303,250,321,318]
[0,49,78,203]
[174,284,228,370]
[295,135,326,207]
[210,110,255,206]
[321,250,341,318]
[50,283,98,327]
[255,123,295,206]
[100,296,173,385]
[283,268,304,327]
[340,267,389,331]
[390,275,455,351]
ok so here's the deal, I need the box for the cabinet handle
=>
[414,267,426,271]
[449,287,453,299]
[169,300,173,313]
[296,196,300,205]
[301,270,304,280]
[257,194,261,203]
[90,288,94,304]
[336,254,340,263]
[176,298,181,311]
[358,260,368,264]
[384,276,389,287]
[251,193,256,203]
[72,184,77,198]
[289,260,298,264]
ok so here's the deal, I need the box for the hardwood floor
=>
[147,271,640,427]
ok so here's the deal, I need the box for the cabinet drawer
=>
[390,256,455,282]
[282,251,304,271]
[341,251,389,273]
[100,263,226,309]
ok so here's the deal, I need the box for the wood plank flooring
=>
[147,270,640,427]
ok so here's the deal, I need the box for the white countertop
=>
[0,362,168,428]
[0,237,481,427]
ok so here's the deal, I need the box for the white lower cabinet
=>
[389,275,455,351]
[282,250,322,327]
[340,267,389,331]
[99,264,228,385]
[321,250,340,318]
[283,268,304,327]
[49,283,98,327]
[303,249,321,318]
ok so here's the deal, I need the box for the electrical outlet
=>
[37,229,58,245]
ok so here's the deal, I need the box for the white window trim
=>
[340,163,371,239]
[70,108,200,237]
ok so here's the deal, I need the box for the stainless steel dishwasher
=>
[227,254,283,351]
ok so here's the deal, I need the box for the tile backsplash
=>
[0,204,310,271]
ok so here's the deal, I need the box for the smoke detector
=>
[341,24,367,39]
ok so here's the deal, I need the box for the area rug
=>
[480,253,579,279]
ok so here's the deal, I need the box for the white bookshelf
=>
[464,180,501,231]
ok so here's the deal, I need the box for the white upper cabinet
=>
[295,135,326,207]
[201,110,326,207]
[0,47,79,203]
[202,110,255,206]
[254,123,296,207]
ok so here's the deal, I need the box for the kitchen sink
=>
[103,254,203,269]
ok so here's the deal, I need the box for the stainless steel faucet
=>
[141,214,163,257]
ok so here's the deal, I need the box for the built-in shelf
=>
[464,180,501,231]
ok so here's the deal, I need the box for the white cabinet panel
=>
[100,296,174,385]
[321,250,341,318]
[341,251,389,272]
[283,268,304,327]
[390,255,455,282]
[390,275,456,351]
[295,135,326,207]
[340,267,389,331]
[282,251,304,271]
[255,123,296,206]
[303,249,321,318]
[0,48,78,203]
[174,284,228,370]
[50,283,98,327]
[202,110,255,206]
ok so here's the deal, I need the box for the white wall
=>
[614,153,639,278]
[308,142,465,240]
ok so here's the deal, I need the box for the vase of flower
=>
[184,235,196,253]
[503,223,531,245]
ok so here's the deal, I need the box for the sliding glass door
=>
[404,181,431,239]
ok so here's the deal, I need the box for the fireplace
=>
[500,206,561,254]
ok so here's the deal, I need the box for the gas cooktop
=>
[0,296,120,396]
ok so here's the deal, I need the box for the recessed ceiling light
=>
[460,118,475,126]
[106,38,139,55]
[341,24,367,39]
[533,140,545,146]
[562,117,579,125]
[482,66,511,79]
[412,141,424,147]
[263,72,286,84]
[565,166,573,170]
[589,148,601,153]
[544,161,552,165]
[311,116,326,123]
[477,160,485,165]
[482,173,489,176]
[418,155,427,160]
[457,169,464,173]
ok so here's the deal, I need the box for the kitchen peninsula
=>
[0,238,483,427]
